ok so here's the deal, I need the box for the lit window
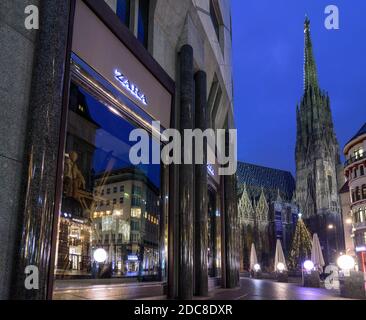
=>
[114,209,123,216]
[131,208,141,218]
[355,148,364,159]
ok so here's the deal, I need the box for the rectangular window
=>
[137,0,149,48]
[354,148,364,159]
[360,166,364,176]
[131,208,142,218]
[113,186,117,193]
[120,185,125,192]
[210,0,220,42]
[119,197,124,204]
[105,0,131,27]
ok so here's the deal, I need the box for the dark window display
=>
[208,187,221,277]
[53,80,164,286]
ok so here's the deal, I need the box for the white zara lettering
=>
[114,70,148,106]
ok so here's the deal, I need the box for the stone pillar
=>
[178,44,194,300]
[11,0,72,299]
[223,131,240,288]
[194,71,208,296]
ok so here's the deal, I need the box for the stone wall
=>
[0,0,39,299]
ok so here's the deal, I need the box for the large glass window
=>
[53,79,164,291]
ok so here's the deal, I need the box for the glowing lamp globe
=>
[337,255,355,271]
[277,262,285,272]
[94,248,107,263]
[303,260,314,272]
[254,264,261,272]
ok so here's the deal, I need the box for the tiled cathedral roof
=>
[237,162,296,201]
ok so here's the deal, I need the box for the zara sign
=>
[115,69,148,106]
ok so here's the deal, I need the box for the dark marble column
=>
[194,71,208,296]
[178,44,194,300]
[11,0,72,299]
[223,131,240,288]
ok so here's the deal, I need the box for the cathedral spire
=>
[303,17,319,91]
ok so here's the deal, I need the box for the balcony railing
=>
[345,153,366,167]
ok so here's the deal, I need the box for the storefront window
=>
[53,80,163,286]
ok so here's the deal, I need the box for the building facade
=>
[0,0,239,300]
[237,162,298,271]
[295,18,344,263]
[343,123,366,272]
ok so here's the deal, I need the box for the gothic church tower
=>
[295,18,344,262]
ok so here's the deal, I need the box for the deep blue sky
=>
[232,0,366,175]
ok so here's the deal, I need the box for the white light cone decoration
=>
[250,243,259,272]
[311,233,325,271]
[274,239,287,272]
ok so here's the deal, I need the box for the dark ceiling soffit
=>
[82,0,175,95]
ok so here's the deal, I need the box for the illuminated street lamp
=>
[303,260,314,272]
[337,255,355,272]
[94,248,108,263]
[328,224,334,230]
[276,262,285,273]
[253,264,261,272]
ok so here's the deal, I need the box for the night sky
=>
[232,0,366,175]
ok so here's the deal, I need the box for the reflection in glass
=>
[54,82,162,283]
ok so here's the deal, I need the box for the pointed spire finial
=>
[304,15,310,32]
[303,15,318,92]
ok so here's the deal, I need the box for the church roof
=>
[347,122,366,144]
[237,162,296,201]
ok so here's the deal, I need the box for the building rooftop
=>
[339,181,349,194]
[347,122,366,144]
[237,162,296,202]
